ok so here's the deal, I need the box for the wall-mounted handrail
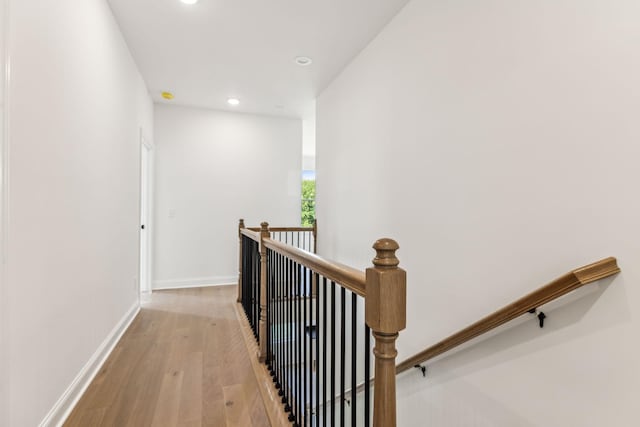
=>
[318,256,621,406]
[395,257,620,374]
[264,237,367,297]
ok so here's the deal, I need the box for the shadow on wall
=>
[398,375,535,427]
[396,275,629,425]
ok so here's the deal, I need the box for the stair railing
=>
[237,219,406,427]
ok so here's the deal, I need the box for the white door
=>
[139,139,151,293]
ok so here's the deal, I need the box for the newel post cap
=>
[259,222,270,254]
[260,221,269,235]
[239,218,245,228]
[365,238,406,333]
[372,238,400,268]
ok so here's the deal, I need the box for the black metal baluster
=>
[266,250,271,369]
[282,254,289,411]
[254,242,262,342]
[276,254,285,403]
[284,257,290,415]
[302,266,307,426]
[246,237,250,320]
[287,259,294,420]
[315,272,320,427]
[248,239,252,331]
[351,293,357,426]
[273,250,278,378]
[254,241,258,338]
[330,281,336,427]
[280,255,284,395]
[340,287,346,426]
[297,263,302,426]
[292,260,298,422]
[274,254,278,382]
[255,241,259,336]
[243,237,248,320]
[278,255,287,404]
[292,260,298,424]
[248,238,252,327]
[364,325,371,427]
[278,253,284,397]
[241,236,245,316]
[249,240,253,333]
[245,237,250,329]
[250,240,253,332]
[294,261,298,423]
[293,261,299,425]
[273,252,280,387]
[322,277,327,427]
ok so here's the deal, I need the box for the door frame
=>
[139,130,154,296]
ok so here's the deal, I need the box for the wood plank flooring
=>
[64,286,270,427]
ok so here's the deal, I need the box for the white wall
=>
[302,102,316,171]
[5,0,153,425]
[153,104,301,289]
[0,0,8,425]
[317,0,640,425]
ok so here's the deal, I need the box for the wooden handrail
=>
[248,226,314,232]
[263,237,367,297]
[270,226,315,232]
[320,256,621,404]
[241,228,261,242]
[396,257,620,374]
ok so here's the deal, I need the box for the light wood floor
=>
[64,286,270,427]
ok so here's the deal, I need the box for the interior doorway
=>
[139,135,152,294]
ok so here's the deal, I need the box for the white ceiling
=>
[107,0,409,118]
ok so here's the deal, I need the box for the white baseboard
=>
[152,275,237,290]
[39,302,140,427]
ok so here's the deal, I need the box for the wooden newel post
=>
[258,221,269,362]
[312,219,318,253]
[237,219,245,303]
[365,238,406,427]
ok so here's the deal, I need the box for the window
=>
[301,170,315,226]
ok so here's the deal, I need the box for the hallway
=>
[64,286,269,427]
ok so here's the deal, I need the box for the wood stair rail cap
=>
[372,238,400,269]
[366,238,406,333]
[573,257,620,284]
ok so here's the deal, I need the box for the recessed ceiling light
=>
[161,92,174,100]
[180,0,199,5]
[295,56,313,66]
[227,98,240,106]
